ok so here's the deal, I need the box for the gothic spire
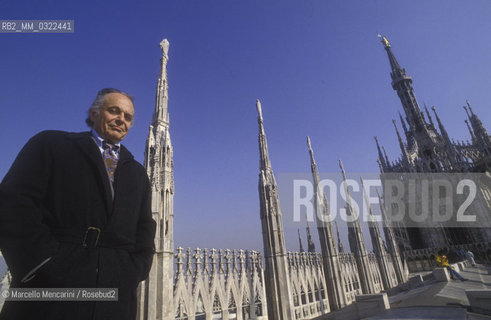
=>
[379,35,402,74]
[379,35,428,134]
[432,106,461,169]
[257,100,272,172]
[424,104,435,128]
[431,106,451,145]
[466,101,489,144]
[464,101,491,169]
[374,136,387,170]
[256,99,294,320]
[141,38,175,320]
[339,160,374,293]
[339,159,365,252]
[153,39,170,126]
[307,136,318,178]
[307,137,345,309]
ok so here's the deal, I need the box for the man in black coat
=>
[0,88,156,320]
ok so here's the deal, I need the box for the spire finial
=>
[378,34,391,48]
[152,38,171,126]
[160,38,169,59]
[374,136,387,168]
[307,136,312,150]
[256,99,271,171]
[256,99,263,120]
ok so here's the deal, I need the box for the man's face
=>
[90,92,135,144]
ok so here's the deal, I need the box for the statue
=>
[160,38,169,58]
[378,34,391,48]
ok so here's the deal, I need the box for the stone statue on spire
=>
[378,34,391,48]
[160,39,169,58]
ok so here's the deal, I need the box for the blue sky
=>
[1,0,490,276]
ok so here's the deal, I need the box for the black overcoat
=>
[0,130,156,320]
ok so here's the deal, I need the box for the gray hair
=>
[85,88,135,127]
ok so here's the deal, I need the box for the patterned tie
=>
[102,141,119,183]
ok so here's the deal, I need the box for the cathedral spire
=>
[257,100,272,171]
[431,106,451,145]
[378,35,402,74]
[140,38,174,320]
[432,106,461,169]
[379,35,428,134]
[464,101,491,168]
[374,136,387,170]
[256,100,293,320]
[339,160,375,294]
[424,104,435,128]
[307,137,345,309]
[465,101,489,143]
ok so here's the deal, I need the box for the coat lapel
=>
[112,145,134,199]
[107,145,135,226]
[72,132,114,214]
